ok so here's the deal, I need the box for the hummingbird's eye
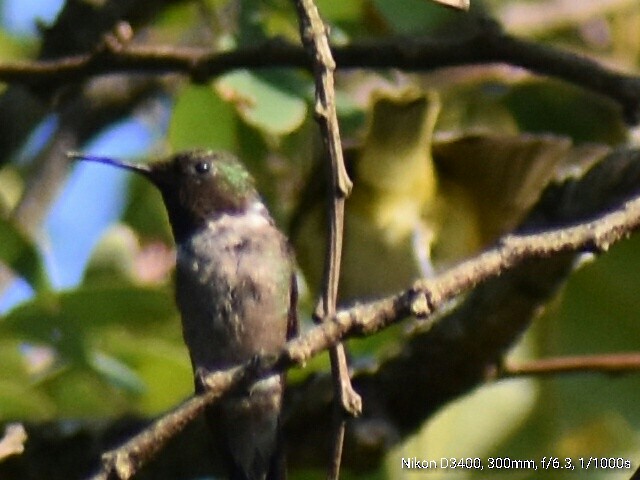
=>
[194,161,211,174]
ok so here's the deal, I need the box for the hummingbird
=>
[70,150,298,480]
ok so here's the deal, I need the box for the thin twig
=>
[499,353,640,378]
[89,186,640,480]
[290,0,358,477]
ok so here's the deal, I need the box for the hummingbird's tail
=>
[206,374,285,480]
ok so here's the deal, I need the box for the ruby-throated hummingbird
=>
[70,150,298,480]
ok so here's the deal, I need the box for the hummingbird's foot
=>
[245,354,265,381]
[194,366,214,392]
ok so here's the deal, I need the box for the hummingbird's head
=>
[69,149,259,241]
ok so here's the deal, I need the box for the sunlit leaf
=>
[104,334,192,414]
[41,368,131,417]
[316,0,364,23]
[0,29,36,61]
[0,166,24,215]
[0,339,56,420]
[428,0,469,11]
[389,377,537,477]
[0,286,175,365]
[88,350,146,395]
[0,381,56,420]
[217,70,308,137]
[169,84,238,152]
[82,224,139,285]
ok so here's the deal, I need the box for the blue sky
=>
[0,1,162,310]
[2,0,64,36]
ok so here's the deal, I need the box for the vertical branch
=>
[290,0,361,477]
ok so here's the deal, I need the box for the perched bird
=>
[71,150,297,480]
[292,89,599,305]
[292,90,442,304]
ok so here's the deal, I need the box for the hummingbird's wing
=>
[287,272,299,341]
[432,134,610,246]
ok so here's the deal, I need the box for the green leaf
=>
[491,234,640,472]
[0,339,57,420]
[505,80,628,145]
[82,224,139,285]
[41,367,131,417]
[316,0,363,22]
[168,84,238,152]
[0,166,25,216]
[103,334,192,414]
[122,175,172,243]
[0,216,50,292]
[0,380,56,420]
[0,29,36,61]
[0,285,176,364]
[217,70,308,136]
[88,350,147,395]
[372,0,459,34]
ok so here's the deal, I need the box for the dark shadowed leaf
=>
[0,216,50,293]
[505,80,628,145]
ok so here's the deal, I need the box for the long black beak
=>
[67,152,153,178]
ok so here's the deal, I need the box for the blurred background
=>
[0,1,640,478]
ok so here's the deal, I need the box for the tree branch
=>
[2,21,640,123]
[0,0,188,167]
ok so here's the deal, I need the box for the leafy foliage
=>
[1,1,640,479]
